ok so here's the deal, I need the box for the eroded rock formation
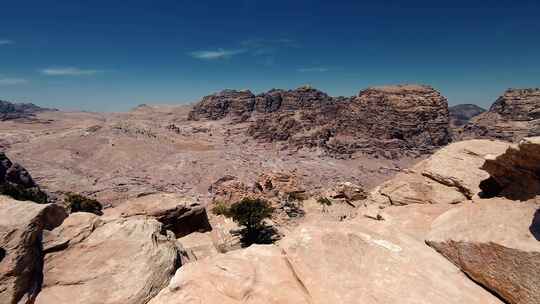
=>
[457,88,540,141]
[449,104,485,128]
[189,85,451,158]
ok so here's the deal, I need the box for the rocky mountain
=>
[449,104,485,127]
[189,84,451,158]
[455,88,540,141]
[0,99,55,121]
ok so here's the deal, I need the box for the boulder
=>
[104,193,212,237]
[150,220,502,304]
[458,88,540,141]
[367,139,510,206]
[148,245,312,304]
[427,198,540,304]
[0,196,67,304]
[177,232,218,260]
[35,216,186,304]
[480,137,540,200]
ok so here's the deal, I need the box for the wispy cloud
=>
[0,77,28,85]
[189,49,246,60]
[297,67,330,73]
[0,39,14,45]
[40,67,103,76]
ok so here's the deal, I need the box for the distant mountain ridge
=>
[188,84,451,159]
[0,99,56,121]
[449,104,486,128]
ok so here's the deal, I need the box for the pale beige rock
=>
[148,245,311,304]
[178,232,218,260]
[42,212,101,253]
[35,217,183,304]
[368,139,510,206]
[150,220,502,304]
[104,193,211,237]
[427,198,540,304]
[0,196,67,304]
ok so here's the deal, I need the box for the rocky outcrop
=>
[480,137,540,200]
[367,139,510,206]
[189,85,451,158]
[0,100,54,121]
[0,196,67,304]
[187,90,255,121]
[35,215,187,304]
[457,88,540,141]
[0,152,48,203]
[104,193,212,237]
[449,104,485,128]
[427,198,540,304]
[150,221,502,304]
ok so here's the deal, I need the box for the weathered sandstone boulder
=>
[0,196,67,304]
[104,193,212,237]
[458,88,540,141]
[151,220,502,304]
[177,232,218,260]
[0,152,48,203]
[427,198,540,304]
[480,137,540,200]
[148,245,312,304]
[367,139,510,206]
[35,216,185,304]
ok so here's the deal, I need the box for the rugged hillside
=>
[455,88,540,141]
[0,99,55,121]
[189,84,451,158]
[449,104,485,128]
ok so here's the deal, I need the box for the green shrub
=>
[0,183,48,204]
[65,192,103,215]
[317,196,332,206]
[211,201,230,216]
[228,198,274,232]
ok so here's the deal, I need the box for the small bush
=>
[65,192,103,216]
[226,198,275,246]
[211,201,230,216]
[317,196,332,206]
[0,183,48,204]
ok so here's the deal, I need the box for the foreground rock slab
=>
[0,196,66,304]
[151,220,502,304]
[367,139,509,206]
[35,215,184,304]
[427,198,540,304]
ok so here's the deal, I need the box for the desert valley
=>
[1,84,539,303]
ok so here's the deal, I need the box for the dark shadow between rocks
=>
[530,209,540,241]
[478,177,503,199]
[233,225,280,248]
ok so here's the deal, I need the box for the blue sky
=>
[1,0,539,111]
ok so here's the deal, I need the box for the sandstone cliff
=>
[456,88,540,141]
[189,85,451,158]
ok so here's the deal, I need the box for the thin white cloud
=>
[40,67,103,76]
[189,49,246,60]
[297,67,330,73]
[0,77,28,85]
[0,39,14,45]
